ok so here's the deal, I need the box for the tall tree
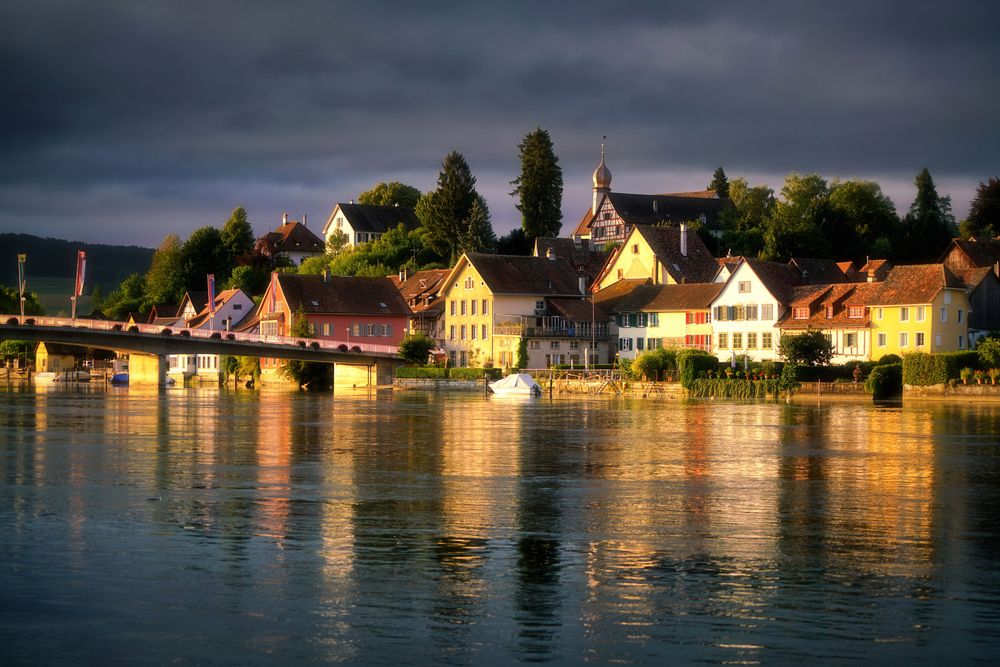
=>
[180,226,225,292]
[962,176,1000,239]
[762,173,831,261]
[101,273,146,320]
[416,151,481,264]
[825,180,898,263]
[144,234,186,306]
[357,181,422,209]
[896,168,956,262]
[510,127,563,241]
[720,177,775,258]
[459,195,496,254]
[220,206,255,273]
[708,166,730,200]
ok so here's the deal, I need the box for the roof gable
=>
[869,264,965,306]
[325,203,420,235]
[275,274,411,316]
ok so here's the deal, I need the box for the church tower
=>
[592,137,612,215]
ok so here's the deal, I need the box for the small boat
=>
[110,373,129,385]
[489,372,542,397]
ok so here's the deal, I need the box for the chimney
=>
[546,247,556,260]
[322,268,330,283]
[399,267,409,282]
[302,213,307,227]
[282,212,289,225]
[680,222,688,257]
[652,200,658,213]
[868,269,876,283]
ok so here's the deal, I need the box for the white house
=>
[709,258,802,362]
[167,289,255,382]
[321,203,420,249]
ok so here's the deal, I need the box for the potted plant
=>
[990,368,1000,385]
[852,366,863,383]
[960,367,973,384]
[974,369,986,385]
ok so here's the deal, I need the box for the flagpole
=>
[17,254,26,319]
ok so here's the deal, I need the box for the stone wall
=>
[905,383,1000,401]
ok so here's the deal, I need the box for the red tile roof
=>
[777,283,874,329]
[594,280,721,313]
[395,269,450,314]
[636,225,719,284]
[259,221,325,255]
[869,264,965,306]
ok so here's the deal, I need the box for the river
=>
[2,384,1000,664]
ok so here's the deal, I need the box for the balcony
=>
[494,319,609,339]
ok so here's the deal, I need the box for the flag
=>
[17,254,26,298]
[269,272,277,312]
[74,251,86,297]
[207,274,216,315]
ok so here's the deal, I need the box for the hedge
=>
[687,378,781,398]
[902,351,982,386]
[449,367,502,381]
[396,366,447,379]
[677,350,718,388]
[865,363,902,399]
[395,366,501,380]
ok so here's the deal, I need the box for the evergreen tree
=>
[180,226,225,292]
[357,181,422,209]
[496,227,532,255]
[510,127,563,241]
[144,234,186,306]
[101,273,146,320]
[896,168,956,262]
[220,206,255,273]
[416,151,481,264]
[720,177,774,258]
[962,176,1000,239]
[762,174,830,261]
[708,166,730,200]
[459,195,496,255]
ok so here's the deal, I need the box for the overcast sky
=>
[1,1,997,248]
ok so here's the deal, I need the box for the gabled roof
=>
[789,257,854,284]
[635,225,719,284]
[545,297,610,323]
[869,264,965,306]
[858,258,892,282]
[739,258,803,304]
[950,266,994,291]
[776,283,874,330]
[37,342,79,356]
[259,221,325,255]
[395,269,450,313]
[594,280,722,313]
[185,289,250,329]
[275,274,411,316]
[179,291,208,315]
[533,237,611,286]
[941,237,1000,268]
[452,253,585,296]
[326,203,420,235]
[572,191,726,237]
[147,303,179,323]
[593,279,654,312]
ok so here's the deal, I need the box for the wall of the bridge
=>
[130,353,167,386]
[334,359,399,387]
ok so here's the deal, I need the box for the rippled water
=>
[2,384,1000,664]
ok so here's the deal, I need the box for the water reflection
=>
[1,387,1000,663]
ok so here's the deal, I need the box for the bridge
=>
[0,314,403,386]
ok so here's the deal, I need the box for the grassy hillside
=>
[1,233,153,295]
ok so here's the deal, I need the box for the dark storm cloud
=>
[1,0,997,245]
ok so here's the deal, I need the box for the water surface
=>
[2,385,1000,664]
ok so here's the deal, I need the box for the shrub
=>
[677,349,718,388]
[865,363,902,399]
[877,354,902,365]
[396,366,447,379]
[978,336,1000,368]
[398,332,436,365]
[687,378,781,398]
[902,352,945,386]
[778,330,833,366]
[779,362,800,393]
[448,367,502,381]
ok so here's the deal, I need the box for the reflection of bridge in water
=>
[0,315,402,386]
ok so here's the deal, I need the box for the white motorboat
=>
[489,373,542,397]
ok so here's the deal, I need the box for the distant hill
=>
[1,233,154,297]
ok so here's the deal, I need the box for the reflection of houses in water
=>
[256,395,292,544]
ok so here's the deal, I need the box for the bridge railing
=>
[0,315,399,356]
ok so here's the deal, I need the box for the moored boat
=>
[489,372,542,397]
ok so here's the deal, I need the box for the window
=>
[637,313,648,327]
[825,307,834,318]
[747,332,757,349]
[353,323,361,336]
[762,333,772,349]
[793,307,809,319]
[899,332,909,347]
[323,323,331,336]
[877,308,883,320]
[935,334,942,347]
[940,307,947,323]
[471,300,477,316]
[959,335,964,349]
[617,269,624,280]
[461,300,467,316]
[916,306,925,322]
[636,337,645,351]
[649,313,659,326]
[570,341,580,349]
[450,300,456,316]
[460,325,466,340]
[944,291,952,305]
[845,332,857,348]
[619,337,633,351]
[738,281,751,293]
[631,244,639,254]
[732,333,742,349]
[746,305,758,320]
[449,351,456,366]
[482,299,488,315]
[481,325,487,340]
[464,276,474,289]
[647,338,660,350]
[471,325,477,340]
[535,300,545,312]
[449,325,455,340]
[233,304,242,311]
[900,307,909,322]
[916,332,925,347]
[529,340,540,349]
[958,309,964,324]
[550,341,560,349]
[718,333,728,349]
[877,333,886,347]
[762,304,773,320]
[368,324,377,336]
[848,306,864,318]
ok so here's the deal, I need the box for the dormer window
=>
[793,307,809,319]
[825,306,833,318]
[848,306,864,318]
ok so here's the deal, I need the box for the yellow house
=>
[438,253,612,368]
[595,280,723,359]
[593,224,720,291]
[868,264,971,357]
[35,342,77,372]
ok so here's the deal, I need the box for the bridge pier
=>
[333,359,401,388]
[130,353,168,386]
